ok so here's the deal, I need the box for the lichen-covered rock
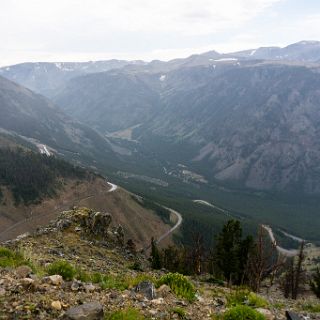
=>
[91,212,112,238]
[63,302,104,320]
[135,281,157,300]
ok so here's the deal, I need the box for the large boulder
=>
[63,302,104,320]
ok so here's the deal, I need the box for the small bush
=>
[75,267,91,282]
[90,273,133,291]
[105,308,145,320]
[227,289,268,308]
[0,247,26,268]
[129,274,157,288]
[0,247,14,258]
[100,275,129,291]
[47,260,76,280]
[86,272,156,291]
[91,272,104,284]
[157,273,196,301]
[223,305,266,320]
[247,292,268,308]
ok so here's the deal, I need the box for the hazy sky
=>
[1,0,320,66]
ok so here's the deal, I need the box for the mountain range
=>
[1,40,320,242]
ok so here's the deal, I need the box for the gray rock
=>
[63,302,104,320]
[91,212,112,238]
[135,281,156,300]
[57,219,72,230]
[71,280,82,291]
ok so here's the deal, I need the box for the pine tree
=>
[150,237,162,269]
[214,220,242,284]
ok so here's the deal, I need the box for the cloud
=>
[1,0,282,40]
[3,0,320,65]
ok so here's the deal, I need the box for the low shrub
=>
[0,246,26,268]
[105,308,145,320]
[157,273,196,301]
[99,275,129,291]
[247,292,268,308]
[227,289,268,308]
[128,274,157,288]
[75,267,91,282]
[223,305,266,320]
[47,260,76,280]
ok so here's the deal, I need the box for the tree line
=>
[150,219,320,300]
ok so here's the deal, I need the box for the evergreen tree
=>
[214,220,253,285]
[150,237,162,269]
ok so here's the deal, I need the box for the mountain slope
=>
[50,60,320,195]
[54,71,161,132]
[0,76,118,169]
[0,141,172,246]
[136,63,320,195]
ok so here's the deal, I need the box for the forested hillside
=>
[0,148,88,204]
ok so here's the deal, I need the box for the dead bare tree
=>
[281,241,306,299]
[191,232,204,275]
[246,225,281,292]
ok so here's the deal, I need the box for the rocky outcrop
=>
[56,208,113,241]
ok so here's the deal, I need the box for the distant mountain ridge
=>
[1,41,320,196]
[2,41,320,97]
[0,75,118,170]
[51,58,320,196]
[0,60,146,97]
[232,40,320,62]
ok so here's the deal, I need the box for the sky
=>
[1,0,320,66]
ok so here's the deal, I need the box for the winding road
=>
[194,198,302,258]
[106,181,182,246]
[155,207,182,245]
[0,180,183,248]
[261,224,300,257]
[107,182,118,192]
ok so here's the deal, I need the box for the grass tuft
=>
[47,260,76,281]
[157,272,195,301]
